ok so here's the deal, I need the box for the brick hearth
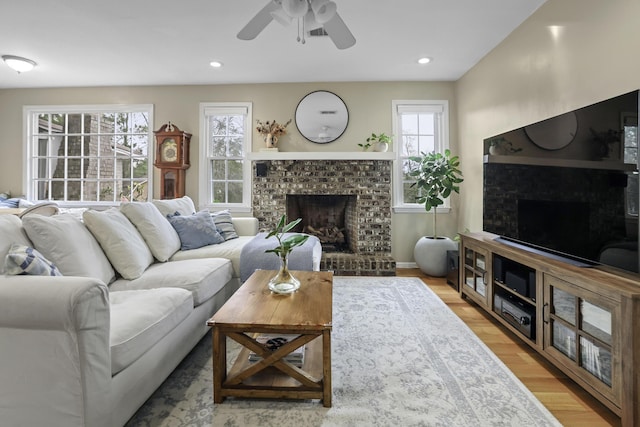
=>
[252,159,395,276]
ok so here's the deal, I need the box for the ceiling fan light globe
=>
[312,0,337,24]
[310,0,329,12]
[303,10,323,31]
[271,8,293,26]
[282,0,308,18]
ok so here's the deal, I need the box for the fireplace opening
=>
[286,194,357,253]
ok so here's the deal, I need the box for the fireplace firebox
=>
[287,194,357,253]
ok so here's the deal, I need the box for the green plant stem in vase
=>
[265,215,310,294]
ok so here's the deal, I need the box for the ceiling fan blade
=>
[237,1,281,40]
[322,12,355,50]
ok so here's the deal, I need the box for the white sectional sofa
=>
[0,196,259,427]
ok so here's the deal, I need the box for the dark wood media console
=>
[460,231,640,427]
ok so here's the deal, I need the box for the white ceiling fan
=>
[237,0,356,50]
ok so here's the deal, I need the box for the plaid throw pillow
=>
[5,243,62,276]
[211,210,239,241]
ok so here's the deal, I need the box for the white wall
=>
[456,0,640,232]
[0,81,458,264]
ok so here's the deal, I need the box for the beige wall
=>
[456,0,640,232]
[0,81,458,263]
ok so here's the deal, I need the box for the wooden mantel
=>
[248,151,396,161]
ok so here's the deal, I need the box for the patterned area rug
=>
[126,277,561,427]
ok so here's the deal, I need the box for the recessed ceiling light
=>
[417,57,431,65]
[2,55,37,73]
[210,61,223,68]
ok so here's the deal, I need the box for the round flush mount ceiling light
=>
[2,55,37,73]
[417,57,431,65]
[209,61,223,68]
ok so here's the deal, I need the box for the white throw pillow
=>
[120,202,181,262]
[83,208,154,280]
[22,214,116,284]
[152,196,196,217]
[0,215,33,275]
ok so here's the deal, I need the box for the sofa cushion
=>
[167,210,225,250]
[211,210,239,241]
[169,235,255,278]
[5,243,62,276]
[120,202,181,262]
[22,214,116,284]
[0,214,33,275]
[109,258,233,306]
[152,195,196,217]
[109,288,193,375]
[83,208,154,280]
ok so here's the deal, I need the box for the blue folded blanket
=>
[240,232,319,282]
[0,198,21,208]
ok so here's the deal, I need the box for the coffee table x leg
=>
[212,326,332,407]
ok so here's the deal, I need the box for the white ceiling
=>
[0,0,546,89]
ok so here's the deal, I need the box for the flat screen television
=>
[483,90,639,275]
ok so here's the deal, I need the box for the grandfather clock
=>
[153,122,192,199]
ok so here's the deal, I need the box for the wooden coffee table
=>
[207,269,333,407]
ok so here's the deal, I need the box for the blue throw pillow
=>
[167,210,225,250]
[211,210,239,241]
[5,243,62,276]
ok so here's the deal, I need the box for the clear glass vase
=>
[268,255,300,294]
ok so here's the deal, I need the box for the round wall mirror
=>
[295,90,349,143]
[524,111,578,150]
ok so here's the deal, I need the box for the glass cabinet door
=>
[545,274,617,400]
[579,300,612,386]
[550,287,576,360]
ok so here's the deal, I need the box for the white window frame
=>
[621,112,638,218]
[392,100,450,213]
[23,104,154,207]
[199,102,252,213]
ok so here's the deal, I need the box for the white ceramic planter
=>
[373,141,389,152]
[414,236,458,277]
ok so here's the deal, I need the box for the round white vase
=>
[414,236,458,277]
[373,141,389,152]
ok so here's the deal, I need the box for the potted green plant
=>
[488,136,522,155]
[265,215,310,294]
[366,132,392,152]
[408,149,464,276]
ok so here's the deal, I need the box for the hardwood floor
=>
[396,268,621,427]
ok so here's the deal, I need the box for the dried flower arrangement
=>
[256,119,292,138]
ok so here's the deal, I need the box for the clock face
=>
[161,138,178,162]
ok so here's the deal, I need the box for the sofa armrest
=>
[232,217,259,236]
[0,276,112,427]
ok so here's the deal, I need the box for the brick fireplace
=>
[252,159,395,276]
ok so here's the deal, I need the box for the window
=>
[392,100,449,212]
[24,105,152,205]
[622,113,638,218]
[199,102,252,212]
[622,113,638,165]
